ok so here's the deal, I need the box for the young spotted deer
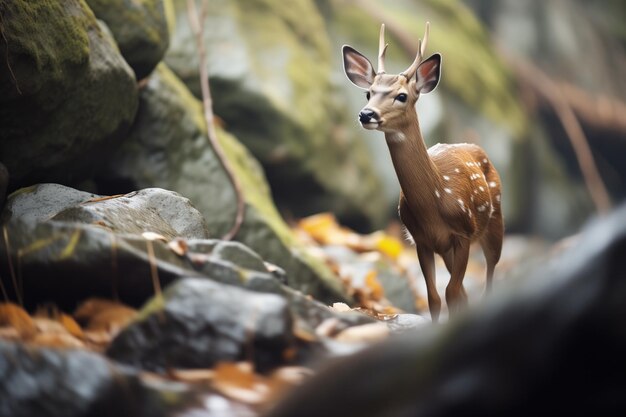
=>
[342,23,503,322]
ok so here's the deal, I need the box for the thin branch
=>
[2,226,21,305]
[502,51,612,214]
[186,0,245,241]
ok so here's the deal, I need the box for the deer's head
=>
[342,23,441,133]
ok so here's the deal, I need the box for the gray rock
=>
[107,277,294,371]
[98,64,350,304]
[164,0,388,229]
[3,184,209,239]
[266,204,626,417]
[0,184,213,307]
[0,340,163,417]
[85,0,171,79]
[0,0,138,190]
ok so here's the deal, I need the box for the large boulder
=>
[267,204,626,417]
[0,184,214,307]
[0,0,138,190]
[164,0,388,229]
[0,341,162,417]
[97,64,349,304]
[107,277,294,372]
[85,0,171,79]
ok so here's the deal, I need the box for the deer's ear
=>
[342,45,376,89]
[415,53,441,94]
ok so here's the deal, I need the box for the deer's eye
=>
[395,93,408,103]
[366,91,371,100]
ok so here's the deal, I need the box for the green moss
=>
[1,0,93,76]
[85,0,169,77]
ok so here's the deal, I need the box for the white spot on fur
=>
[477,204,487,212]
[468,209,472,218]
[470,195,474,202]
[496,194,501,202]
[435,189,441,198]
[457,198,466,212]
[479,186,485,192]
[489,181,497,188]
[454,168,460,173]
[444,188,452,194]
[443,175,450,181]
[483,158,488,164]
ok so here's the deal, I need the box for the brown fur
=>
[343,36,504,322]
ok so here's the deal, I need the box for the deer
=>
[342,23,503,322]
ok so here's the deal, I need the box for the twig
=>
[186,0,245,241]
[2,226,21,305]
[502,51,612,214]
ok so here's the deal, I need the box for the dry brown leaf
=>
[168,238,189,256]
[0,302,36,338]
[365,270,385,301]
[212,362,271,405]
[30,331,85,349]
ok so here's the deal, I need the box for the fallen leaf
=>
[74,298,137,334]
[30,331,85,349]
[365,270,385,301]
[212,362,271,405]
[168,238,188,256]
[0,302,36,338]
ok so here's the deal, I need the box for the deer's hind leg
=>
[480,212,504,293]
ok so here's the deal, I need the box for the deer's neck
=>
[385,115,441,214]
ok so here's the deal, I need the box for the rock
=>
[2,184,209,239]
[85,0,171,79]
[164,0,388,229]
[107,277,294,372]
[97,64,350,304]
[0,0,138,190]
[266,204,626,417]
[0,184,213,307]
[0,340,163,417]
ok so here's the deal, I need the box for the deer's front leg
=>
[446,239,470,317]
[416,245,441,322]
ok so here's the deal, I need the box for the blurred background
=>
[161,0,626,239]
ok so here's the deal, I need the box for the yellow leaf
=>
[375,234,404,260]
[365,271,384,301]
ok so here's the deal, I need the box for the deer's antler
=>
[377,24,389,74]
[401,21,430,79]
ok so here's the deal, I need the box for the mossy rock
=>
[85,0,171,79]
[98,63,350,304]
[164,0,388,230]
[0,0,138,190]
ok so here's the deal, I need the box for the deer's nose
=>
[359,109,377,123]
